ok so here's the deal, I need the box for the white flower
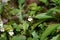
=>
[9,30,14,36]
[28,16,33,22]
[0,21,4,32]
[0,28,5,32]
[0,21,3,28]
[9,31,14,36]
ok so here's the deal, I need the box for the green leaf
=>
[23,21,29,31]
[32,38,39,40]
[32,31,39,38]
[4,25,13,31]
[0,33,7,40]
[34,13,53,19]
[18,12,23,21]
[27,37,33,40]
[18,0,24,20]
[39,0,48,4]
[31,20,46,29]
[52,0,60,4]
[47,7,60,14]
[28,3,37,8]
[18,0,25,8]
[0,3,3,14]
[18,0,25,5]
[0,37,7,40]
[27,37,39,40]
[11,35,26,40]
[40,24,60,40]
[10,9,19,15]
[28,11,36,16]
[12,23,20,31]
[51,34,60,40]
[57,26,60,30]
[28,3,37,10]
[28,3,42,16]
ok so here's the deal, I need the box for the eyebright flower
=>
[9,31,14,36]
[0,27,5,32]
[28,16,33,22]
[8,30,14,36]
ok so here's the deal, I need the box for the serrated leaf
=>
[40,24,60,40]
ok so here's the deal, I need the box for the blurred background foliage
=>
[0,0,60,40]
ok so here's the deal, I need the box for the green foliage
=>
[31,20,46,29]
[18,0,25,8]
[0,37,6,40]
[27,37,33,40]
[40,24,60,40]
[56,25,60,33]
[39,0,48,4]
[23,21,29,31]
[28,3,42,16]
[0,33,7,40]
[0,0,60,40]
[34,13,53,19]
[18,0,25,20]
[32,31,39,38]
[12,23,20,31]
[0,3,3,14]
[52,0,60,4]
[51,34,60,40]
[10,9,19,15]
[11,35,26,40]
[4,25,13,31]
[28,3,41,11]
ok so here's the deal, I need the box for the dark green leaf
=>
[51,34,60,40]
[39,0,48,4]
[32,31,39,38]
[34,13,53,19]
[23,21,29,31]
[40,24,60,40]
